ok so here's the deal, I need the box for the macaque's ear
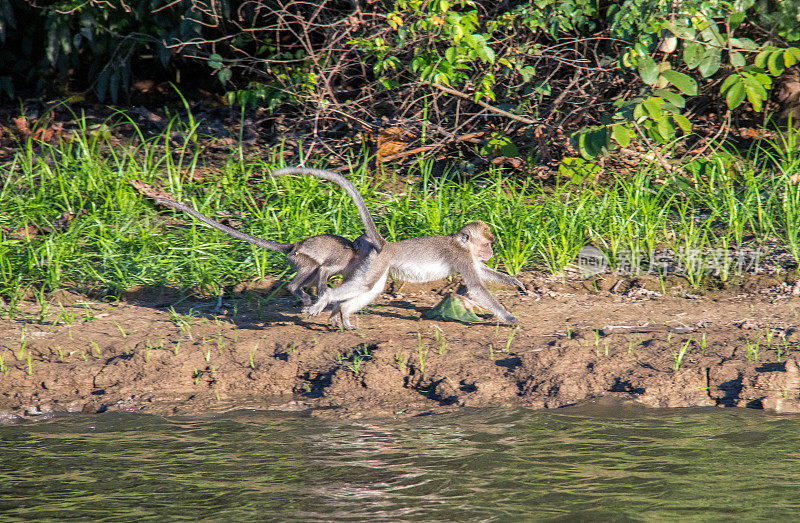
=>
[458,231,470,247]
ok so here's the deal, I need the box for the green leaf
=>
[743,75,766,112]
[0,76,13,98]
[735,38,759,51]
[638,56,659,85]
[745,86,763,112]
[558,158,601,184]
[96,69,109,102]
[463,33,484,50]
[520,66,535,82]
[698,49,721,77]
[755,50,770,69]
[657,116,674,141]
[423,294,481,322]
[533,80,550,95]
[729,11,745,28]
[209,53,223,70]
[702,24,725,47]
[218,68,232,83]
[109,73,119,104]
[643,97,664,119]
[661,70,698,95]
[743,76,767,113]
[683,42,704,69]
[673,114,692,133]
[612,124,632,148]
[752,72,773,89]
[744,75,768,99]
[768,51,785,76]
[720,73,741,94]
[577,132,589,159]
[157,44,171,66]
[451,22,464,42]
[669,22,696,40]
[559,156,602,181]
[654,88,686,108]
[785,51,798,68]
[725,80,746,109]
[729,51,746,68]
[576,127,609,160]
[633,102,646,121]
[660,102,681,115]
[476,45,495,64]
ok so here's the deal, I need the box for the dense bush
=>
[0,0,208,102]
[2,1,800,166]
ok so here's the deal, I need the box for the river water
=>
[1,403,799,520]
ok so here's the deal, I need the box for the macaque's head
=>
[458,221,494,261]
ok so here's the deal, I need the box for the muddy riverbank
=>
[2,272,800,421]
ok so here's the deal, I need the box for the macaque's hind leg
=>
[307,277,373,316]
[336,271,389,329]
[314,266,339,301]
[287,267,317,308]
[328,303,355,330]
[337,300,361,330]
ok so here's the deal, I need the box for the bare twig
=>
[423,82,537,125]
[631,121,675,173]
[681,111,732,163]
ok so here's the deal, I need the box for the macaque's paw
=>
[307,302,325,316]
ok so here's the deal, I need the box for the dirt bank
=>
[2,272,800,421]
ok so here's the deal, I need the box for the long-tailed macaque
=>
[128,179,371,308]
[270,168,525,329]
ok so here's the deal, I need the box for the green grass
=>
[2,111,800,306]
[672,339,691,372]
[344,345,372,375]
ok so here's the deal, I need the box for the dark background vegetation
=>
[2,0,800,174]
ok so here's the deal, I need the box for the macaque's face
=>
[474,232,494,261]
[461,222,494,261]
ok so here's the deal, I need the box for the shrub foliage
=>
[2,0,800,164]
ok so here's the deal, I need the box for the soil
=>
[2,271,800,422]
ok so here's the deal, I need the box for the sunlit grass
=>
[2,110,800,305]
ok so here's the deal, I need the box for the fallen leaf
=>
[423,294,481,322]
[13,117,29,136]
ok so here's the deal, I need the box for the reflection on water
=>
[1,403,800,520]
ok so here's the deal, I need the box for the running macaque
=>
[270,168,524,329]
[128,179,372,308]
